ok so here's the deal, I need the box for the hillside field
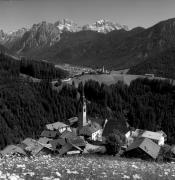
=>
[0,155,175,179]
[67,73,175,87]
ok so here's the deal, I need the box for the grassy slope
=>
[0,155,174,179]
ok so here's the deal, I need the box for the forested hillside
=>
[0,53,175,149]
[0,53,68,80]
[128,49,175,79]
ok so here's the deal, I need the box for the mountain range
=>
[0,19,128,51]
[1,18,175,78]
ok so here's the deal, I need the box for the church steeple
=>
[79,84,88,128]
[82,85,87,126]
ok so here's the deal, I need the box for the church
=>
[77,91,108,141]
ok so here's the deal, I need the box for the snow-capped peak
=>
[83,19,129,33]
[54,18,81,32]
[96,19,106,25]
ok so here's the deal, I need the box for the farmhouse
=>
[125,138,161,159]
[125,129,167,146]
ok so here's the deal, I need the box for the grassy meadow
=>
[0,155,175,179]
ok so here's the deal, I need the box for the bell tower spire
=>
[82,85,87,126]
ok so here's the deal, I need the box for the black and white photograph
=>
[0,0,175,179]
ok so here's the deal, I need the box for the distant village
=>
[1,88,175,162]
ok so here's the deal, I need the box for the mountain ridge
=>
[20,18,175,70]
[1,18,175,78]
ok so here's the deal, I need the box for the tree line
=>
[0,53,68,80]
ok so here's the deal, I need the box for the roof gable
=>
[38,137,52,144]
[127,129,166,141]
[126,138,160,159]
[135,129,165,141]
[0,145,27,156]
[68,136,86,147]
[22,138,37,147]
[40,130,58,138]
[46,121,69,131]
[68,117,78,125]
[60,131,77,139]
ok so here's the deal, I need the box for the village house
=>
[21,138,53,156]
[125,137,161,160]
[0,145,27,157]
[125,129,167,146]
[45,121,71,134]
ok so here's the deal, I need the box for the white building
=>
[125,129,167,146]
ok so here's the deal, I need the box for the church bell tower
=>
[82,91,87,126]
[79,85,88,128]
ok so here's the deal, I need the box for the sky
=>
[1,0,175,32]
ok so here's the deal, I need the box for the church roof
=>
[79,124,101,137]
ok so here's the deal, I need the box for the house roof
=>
[59,143,73,155]
[126,138,145,152]
[68,117,78,125]
[79,124,101,137]
[126,138,161,159]
[22,138,39,147]
[0,145,27,156]
[40,130,58,138]
[68,136,86,147]
[25,143,44,156]
[60,131,77,139]
[38,137,52,144]
[126,129,166,141]
[50,138,66,149]
[46,121,69,131]
[22,138,52,155]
